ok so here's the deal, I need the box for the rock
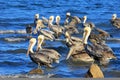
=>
[28,68,44,75]
[85,63,104,78]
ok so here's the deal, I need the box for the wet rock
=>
[85,63,104,78]
[28,68,44,75]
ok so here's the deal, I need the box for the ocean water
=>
[0,0,120,78]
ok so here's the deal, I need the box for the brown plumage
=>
[110,14,120,28]
[27,38,53,68]
[36,35,61,64]
[65,32,94,63]
[48,16,64,38]
[64,16,81,34]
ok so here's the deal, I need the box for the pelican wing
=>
[40,29,55,40]
[85,44,103,58]
[42,16,48,24]
[40,49,61,59]
[34,53,52,64]
[71,36,82,42]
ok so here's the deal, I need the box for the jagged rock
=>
[85,64,104,78]
[28,68,44,75]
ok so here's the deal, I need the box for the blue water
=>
[0,0,120,78]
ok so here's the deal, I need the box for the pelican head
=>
[35,14,39,19]
[27,38,36,56]
[37,35,45,51]
[36,19,42,27]
[56,15,61,25]
[49,16,54,23]
[112,14,117,20]
[66,12,71,17]
[83,15,87,23]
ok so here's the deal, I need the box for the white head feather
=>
[35,14,39,19]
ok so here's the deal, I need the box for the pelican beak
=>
[27,42,33,56]
[36,38,42,52]
[36,46,40,52]
[59,54,61,57]
[66,38,69,43]
[66,48,74,60]
[66,52,72,60]
[36,40,40,52]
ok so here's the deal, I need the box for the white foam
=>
[15,30,26,34]
[0,30,15,34]
[0,73,54,78]
[107,38,120,41]
[4,38,26,42]
[41,29,54,34]
[0,30,26,34]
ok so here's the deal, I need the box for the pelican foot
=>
[38,63,42,69]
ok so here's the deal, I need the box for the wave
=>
[107,38,120,43]
[0,49,27,54]
[106,28,120,33]
[0,74,54,78]
[0,61,23,67]
[0,30,26,34]
[112,48,120,53]
[4,37,26,42]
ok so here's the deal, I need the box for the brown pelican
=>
[26,25,32,34]
[36,35,61,63]
[34,16,56,40]
[66,45,94,63]
[34,13,40,26]
[40,29,55,41]
[86,41,116,65]
[55,15,65,34]
[65,32,94,63]
[42,16,49,24]
[82,16,96,29]
[48,16,54,28]
[110,14,120,28]
[27,38,53,68]
[65,31,83,47]
[83,15,111,44]
[34,19,46,34]
[85,63,104,78]
[83,24,117,65]
[25,14,39,35]
[48,16,64,38]
[64,15,81,34]
[25,25,33,38]
[69,16,81,26]
[33,14,46,34]
[82,23,93,44]
[90,27,111,45]
[64,12,71,25]
[25,14,40,34]
[56,15,61,26]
